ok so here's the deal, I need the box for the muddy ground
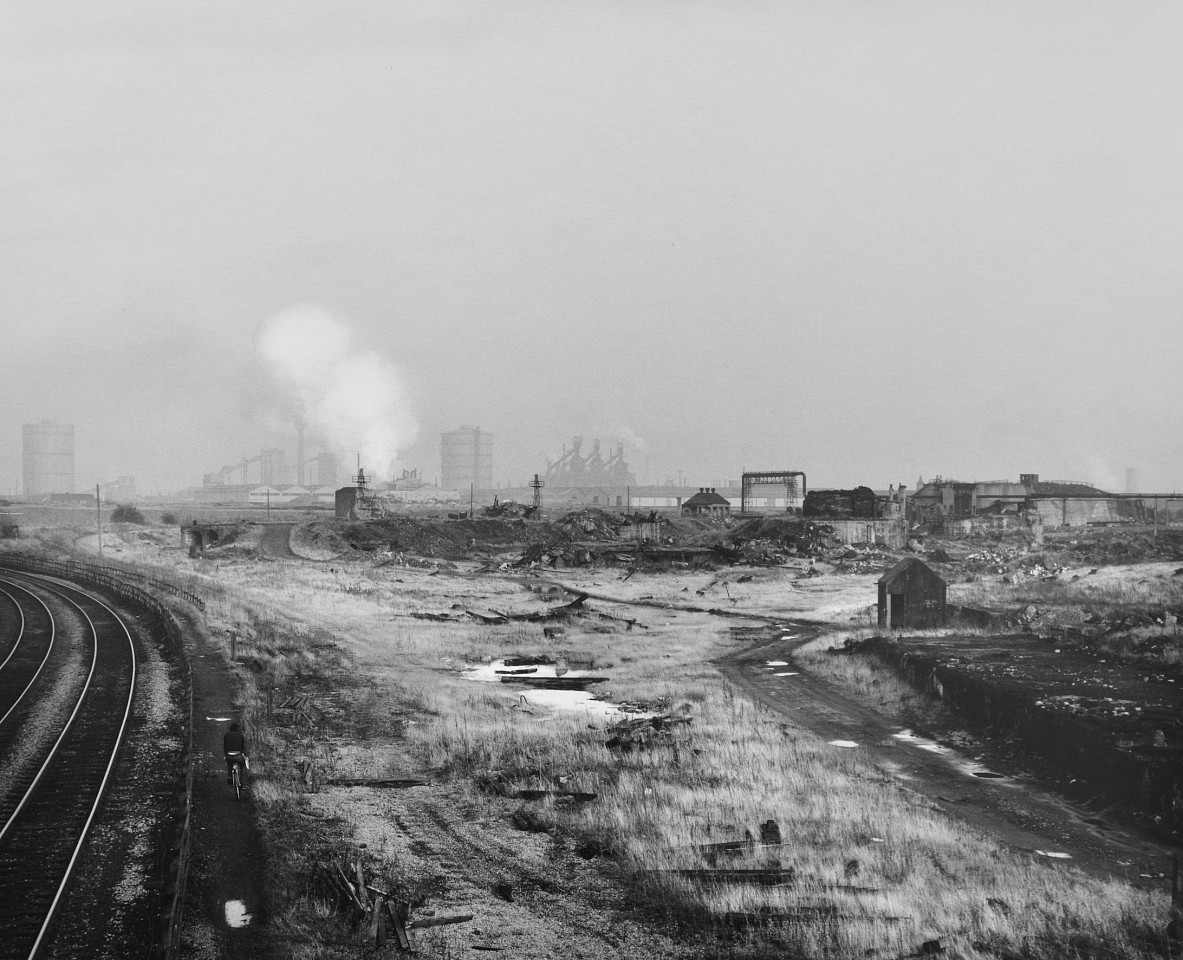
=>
[852,630,1183,837]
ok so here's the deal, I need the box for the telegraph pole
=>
[96,484,102,559]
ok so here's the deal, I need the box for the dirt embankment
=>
[858,633,1183,836]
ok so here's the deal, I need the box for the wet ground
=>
[865,631,1183,837]
[718,629,1179,886]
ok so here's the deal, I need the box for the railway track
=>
[0,572,137,960]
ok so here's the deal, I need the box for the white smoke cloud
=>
[257,306,418,480]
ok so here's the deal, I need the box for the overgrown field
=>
[2,521,1175,958]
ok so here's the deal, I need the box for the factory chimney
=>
[297,419,306,487]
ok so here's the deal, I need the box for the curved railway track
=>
[0,572,137,960]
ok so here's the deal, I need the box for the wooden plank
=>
[500,676,608,690]
[516,789,597,802]
[407,914,475,929]
[326,778,430,788]
[367,894,385,943]
[388,901,412,951]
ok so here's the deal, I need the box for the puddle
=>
[462,660,628,720]
[828,739,859,748]
[773,672,800,677]
[224,900,253,927]
[892,729,949,753]
[972,771,1005,779]
[205,716,233,722]
[1035,850,1073,859]
[766,660,789,667]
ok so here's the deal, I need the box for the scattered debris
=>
[605,714,693,752]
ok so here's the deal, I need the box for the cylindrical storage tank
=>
[22,421,74,496]
[440,425,493,492]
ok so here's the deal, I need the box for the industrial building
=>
[546,437,636,487]
[200,446,339,496]
[440,426,492,492]
[681,488,731,517]
[22,420,74,497]
[99,476,137,502]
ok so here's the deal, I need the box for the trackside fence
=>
[0,553,199,960]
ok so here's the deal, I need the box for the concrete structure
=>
[441,426,492,493]
[22,420,74,496]
[99,475,137,502]
[878,558,947,630]
[335,486,359,520]
[681,488,731,517]
[829,517,907,549]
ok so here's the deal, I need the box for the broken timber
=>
[500,676,608,690]
[325,777,429,788]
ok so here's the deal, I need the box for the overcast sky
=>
[3,3,1182,495]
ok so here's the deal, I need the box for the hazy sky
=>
[3,3,1182,495]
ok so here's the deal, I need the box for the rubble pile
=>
[1033,694,1143,720]
[551,509,622,542]
[802,486,879,519]
[1062,532,1183,565]
[727,518,839,560]
[831,546,895,574]
[482,499,536,519]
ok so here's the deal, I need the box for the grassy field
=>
[3,519,1174,958]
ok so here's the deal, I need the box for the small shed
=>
[335,486,359,520]
[877,557,946,630]
[681,487,731,517]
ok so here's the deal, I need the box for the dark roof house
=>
[681,487,731,517]
[877,557,946,630]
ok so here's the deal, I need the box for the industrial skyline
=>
[3,5,1182,495]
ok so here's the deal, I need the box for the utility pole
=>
[96,484,102,559]
[470,483,474,520]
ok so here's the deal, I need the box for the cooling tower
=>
[23,420,74,496]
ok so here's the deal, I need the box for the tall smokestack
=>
[297,419,306,487]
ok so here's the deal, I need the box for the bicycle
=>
[226,752,247,800]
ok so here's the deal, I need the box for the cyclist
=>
[223,721,248,785]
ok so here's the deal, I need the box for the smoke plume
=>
[257,306,418,479]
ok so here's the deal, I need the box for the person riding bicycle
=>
[223,721,248,785]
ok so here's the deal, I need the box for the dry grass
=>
[10,524,1174,959]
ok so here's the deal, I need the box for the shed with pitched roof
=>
[877,557,946,630]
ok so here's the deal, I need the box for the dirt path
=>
[529,578,1175,883]
[176,610,275,960]
[717,631,1174,884]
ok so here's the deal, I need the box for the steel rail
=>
[0,583,27,670]
[0,572,136,960]
[0,578,55,728]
